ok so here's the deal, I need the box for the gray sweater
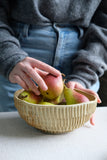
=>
[0,0,107,88]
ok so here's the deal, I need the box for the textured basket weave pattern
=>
[14,89,97,133]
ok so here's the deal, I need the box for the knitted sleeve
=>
[66,0,107,88]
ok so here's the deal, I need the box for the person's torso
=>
[9,0,102,27]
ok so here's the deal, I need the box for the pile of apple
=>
[18,74,89,105]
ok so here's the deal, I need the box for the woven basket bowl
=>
[14,89,97,134]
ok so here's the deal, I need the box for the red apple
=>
[40,74,64,100]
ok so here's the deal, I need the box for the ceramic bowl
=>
[14,89,97,133]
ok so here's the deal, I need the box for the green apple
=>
[64,85,89,105]
[39,101,55,105]
[18,90,42,104]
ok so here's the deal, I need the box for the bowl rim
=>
[14,88,97,108]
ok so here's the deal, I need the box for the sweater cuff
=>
[65,73,91,88]
[65,78,87,88]
[0,45,28,79]
[6,53,28,79]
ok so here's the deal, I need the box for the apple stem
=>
[61,73,66,77]
[18,95,28,99]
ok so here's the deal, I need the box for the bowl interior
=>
[14,88,97,107]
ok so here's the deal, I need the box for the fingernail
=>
[92,120,95,126]
[43,85,48,91]
[33,88,41,95]
[98,99,102,104]
[56,70,61,76]
[36,90,41,95]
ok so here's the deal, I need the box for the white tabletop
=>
[0,107,107,160]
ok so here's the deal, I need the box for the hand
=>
[9,57,61,95]
[66,81,101,125]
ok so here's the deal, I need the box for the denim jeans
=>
[0,22,100,111]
